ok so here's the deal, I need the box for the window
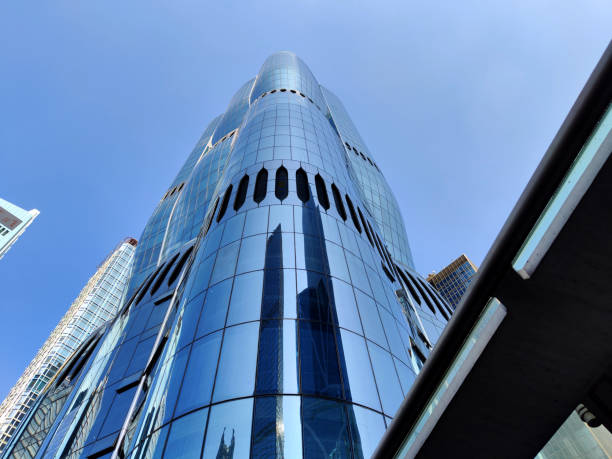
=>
[315,174,330,210]
[344,195,361,233]
[254,168,268,203]
[357,208,373,246]
[331,184,347,221]
[233,175,249,211]
[296,168,310,202]
[217,184,233,222]
[275,166,289,200]
[168,246,194,286]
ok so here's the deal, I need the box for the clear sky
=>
[0,1,610,400]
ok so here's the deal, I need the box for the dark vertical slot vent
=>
[373,231,386,261]
[150,252,180,295]
[381,262,395,283]
[400,270,422,305]
[410,273,436,315]
[331,184,347,221]
[203,197,219,238]
[357,208,373,246]
[135,266,164,305]
[344,195,361,233]
[315,174,330,210]
[254,168,268,204]
[420,279,451,320]
[296,168,310,203]
[234,175,249,211]
[275,166,288,200]
[168,246,194,286]
[217,185,233,222]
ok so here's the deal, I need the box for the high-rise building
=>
[1,52,453,459]
[0,198,39,260]
[427,254,477,309]
[0,238,137,453]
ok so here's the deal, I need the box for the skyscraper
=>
[0,198,39,260]
[0,238,137,453]
[2,52,452,459]
[427,254,477,309]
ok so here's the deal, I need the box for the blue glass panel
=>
[268,204,294,233]
[202,398,253,459]
[213,322,259,402]
[256,320,298,395]
[202,224,223,259]
[236,235,267,274]
[155,347,189,427]
[243,206,269,237]
[187,255,215,300]
[297,270,332,323]
[332,279,362,334]
[210,241,239,284]
[368,342,403,417]
[196,279,232,338]
[379,308,409,363]
[394,358,417,397]
[126,335,156,376]
[131,424,168,459]
[227,271,263,325]
[345,252,372,297]
[299,321,342,398]
[176,292,204,351]
[164,408,208,458]
[175,332,222,416]
[251,396,302,458]
[97,386,137,438]
[221,213,246,246]
[338,329,381,410]
[348,405,387,459]
[325,241,350,282]
[302,397,351,459]
[354,290,387,349]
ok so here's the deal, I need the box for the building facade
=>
[0,198,39,260]
[0,238,137,453]
[427,254,478,309]
[2,52,452,459]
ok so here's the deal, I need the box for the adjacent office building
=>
[0,198,39,260]
[0,238,137,454]
[427,254,478,309]
[1,52,452,458]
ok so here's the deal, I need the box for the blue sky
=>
[0,1,610,399]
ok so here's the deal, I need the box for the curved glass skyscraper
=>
[3,52,451,459]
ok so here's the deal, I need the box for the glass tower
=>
[0,198,39,260]
[427,254,478,310]
[2,52,452,459]
[0,238,137,454]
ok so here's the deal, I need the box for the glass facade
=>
[2,52,452,459]
[427,254,478,310]
[0,238,137,454]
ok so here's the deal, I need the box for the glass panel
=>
[251,396,302,458]
[331,278,362,335]
[213,322,259,402]
[176,292,204,350]
[368,342,404,417]
[175,332,222,416]
[196,279,232,338]
[164,408,208,458]
[299,321,342,398]
[345,252,372,297]
[237,234,267,274]
[338,329,381,411]
[227,271,263,325]
[97,386,137,438]
[210,241,239,285]
[302,397,351,459]
[256,320,298,395]
[221,213,246,246]
[244,206,269,237]
[394,358,417,397]
[348,405,387,459]
[131,424,168,459]
[202,398,254,459]
[268,205,294,233]
[355,291,387,349]
[325,241,350,282]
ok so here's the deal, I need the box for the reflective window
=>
[236,235,267,274]
[302,397,351,459]
[175,331,222,416]
[126,335,156,376]
[210,241,239,284]
[395,358,416,396]
[355,291,387,349]
[299,321,342,398]
[131,424,168,459]
[368,342,403,417]
[97,385,137,438]
[213,322,259,402]
[338,329,381,411]
[164,408,208,458]
[227,271,263,325]
[186,254,214,301]
[202,398,253,459]
[349,405,387,459]
[325,241,350,282]
[379,308,409,363]
[331,278,362,334]
[252,396,302,458]
[196,279,231,338]
[220,213,246,246]
[243,206,269,237]
[256,320,298,394]
[268,205,294,233]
